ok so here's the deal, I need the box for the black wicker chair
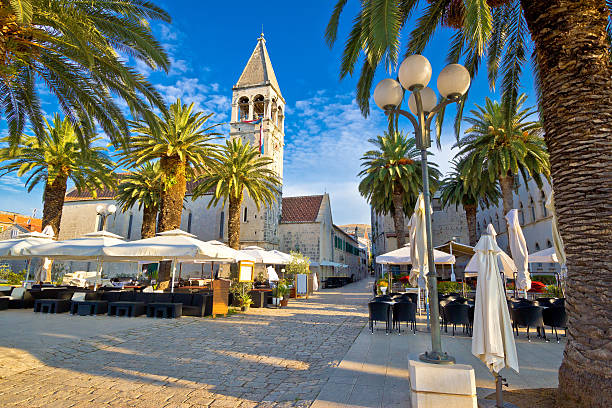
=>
[444,303,471,336]
[368,302,391,335]
[542,306,567,342]
[513,306,546,341]
[392,301,417,335]
[401,293,418,303]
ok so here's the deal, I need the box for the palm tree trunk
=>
[499,174,514,218]
[391,191,406,248]
[42,172,69,236]
[228,193,242,250]
[521,1,612,405]
[157,155,186,283]
[158,155,186,232]
[141,205,157,239]
[464,204,477,246]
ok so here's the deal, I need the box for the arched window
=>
[519,202,525,225]
[243,207,248,222]
[238,96,249,120]
[535,242,541,252]
[540,190,547,217]
[187,212,192,233]
[529,197,536,222]
[253,94,265,118]
[547,239,553,248]
[219,211,225,238]
[495,213,500,231]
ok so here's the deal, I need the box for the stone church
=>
[59,34,365,281]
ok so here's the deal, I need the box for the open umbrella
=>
[471,232,519,408]
[102,230,255,292]
[240,246,288,264]
[0,232,55,287]
[506,209,531,297]
[375,245,455,266]
[527,247,558,264]
[23,231,126,288]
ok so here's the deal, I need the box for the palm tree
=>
[439,157,500,245]
[120,99,222,233]
[0,0,170,146]
[116,162,162,239]
[192,138,281,250]
[358,131,441,248]
[328,1,612,403]
[0,114,114,235]
[457,94,550,218]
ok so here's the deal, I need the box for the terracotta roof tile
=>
[0,212,42,232]
[281,195,323,223]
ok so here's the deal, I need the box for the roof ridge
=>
[235,34,281,95]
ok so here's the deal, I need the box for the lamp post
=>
[96,204,117,231]
[373,55,471,364]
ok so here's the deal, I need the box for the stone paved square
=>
[0,280,371,408]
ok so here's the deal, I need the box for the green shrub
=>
[437,281,462,295]
[532,274,556,285]
[545,285,563,298]
[0,265,25,285]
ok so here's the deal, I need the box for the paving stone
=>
[0,280,372,408]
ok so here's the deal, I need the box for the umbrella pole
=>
[22,259,31,288]
[94,258,103,291]
[170,259,177,293]
[495,371,503,407]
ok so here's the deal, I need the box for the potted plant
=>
[237,292,253,311]
[378,279,389,294]
[286,251,310,298]
[276,280,289,307]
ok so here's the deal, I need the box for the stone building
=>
[370,192,469,276]
[57,34,365,281]
[476,177,557,274]
[278,194,364,282]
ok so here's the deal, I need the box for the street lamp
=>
[373,55,470,365]
[96,204,117,231]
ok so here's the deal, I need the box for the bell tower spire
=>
[229,34,285,248]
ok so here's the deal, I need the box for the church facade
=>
[58,35,363,281]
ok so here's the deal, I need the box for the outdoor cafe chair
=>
[400,293,418,303]
[543,306,568,343]
[368,301,391,335]
[512,305,546,341]
[444,303,471,336]
[392,301,417,335]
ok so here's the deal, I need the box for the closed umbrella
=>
[472,231,519,407]
[464,225,517,279]
[546,192,567,285]
[409,194,428,289]
[506,209,531,297]
[266,265,279,282]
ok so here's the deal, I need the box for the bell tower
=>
[229,33,284,248]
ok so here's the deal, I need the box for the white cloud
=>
[156,78,231,122]
[0,174,26,193]
[283,91,388,225]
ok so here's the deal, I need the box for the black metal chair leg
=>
[527,326,530,341]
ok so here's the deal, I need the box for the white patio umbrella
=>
[375,245,456,266]
[0,232,55,287]
[506,209,531,297]
[528,246,558,263]
[240,246,288,264]
[464,225,517,279]
[546,192,567,284]
[23,231,126,289]
[409,193,428,288]
[471,232,519,407]
[269,249,292,263]
[102,230,254,292]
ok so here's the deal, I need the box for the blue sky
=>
[0,1,537,225]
